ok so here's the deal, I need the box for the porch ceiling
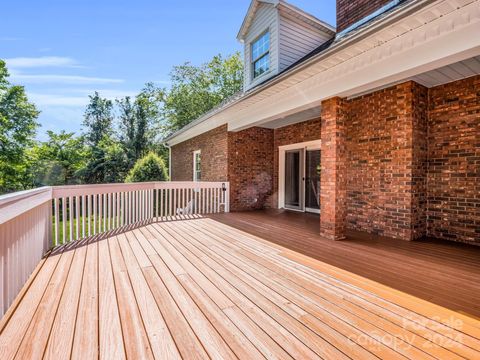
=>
[257,106,321,129]
[411,55,480,88]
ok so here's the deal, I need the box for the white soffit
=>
[411,55,480,87]
[259,106,321,129]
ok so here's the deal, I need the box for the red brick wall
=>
[427,76,480,244]
[171,125,228,181]
[169,77,479,245]
[410,82,429,240]
[321,98,348,240]
[228,127,274,212]
[337,0,392,32]
[272,118,322,208]
[346,81,428,241]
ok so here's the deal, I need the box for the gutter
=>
[165,0,437,145]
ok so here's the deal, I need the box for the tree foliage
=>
[117,83,163,168]
[0,51,243,193]
[83,92,113,147]
[28,130,88,186]
[0,60,40,193]
[125,152,168,183]
[161,52,243,134]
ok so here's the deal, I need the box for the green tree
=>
[83,92,113,147]
[81,93,126,183]
[125,152,168,183]
[80,135,128,184]
[0,60,40,193]
[28,131,87,186]
[117,83,163,168]
[161,52,243,134]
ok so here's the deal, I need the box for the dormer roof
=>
[237,0,335,42]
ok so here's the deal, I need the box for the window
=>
[193,150,201,181]
[251,31,270,79]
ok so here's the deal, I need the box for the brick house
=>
[165,0,480,245]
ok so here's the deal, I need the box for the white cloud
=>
[10,73,124,85]
[5,56,79,68]
[0,36,22,41]
[72,88,138,99]
[28,93,89,107]
[28,89,138,107]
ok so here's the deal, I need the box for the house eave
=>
[166,0,479,146]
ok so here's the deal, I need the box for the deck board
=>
[211,210,480,318]
[1,216,479,359]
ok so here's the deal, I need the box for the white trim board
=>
[193,150,201,182]
[278,139,321,211]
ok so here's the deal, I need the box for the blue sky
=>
[0,0,336,140]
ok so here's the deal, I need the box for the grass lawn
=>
[52,215,120,245]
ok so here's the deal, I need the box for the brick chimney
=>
[337,0,393,32]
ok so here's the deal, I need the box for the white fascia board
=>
[237,0,279,41]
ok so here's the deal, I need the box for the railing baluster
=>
[88,195,91,237]
[142,190,145,221]
[168,189,173,216]
[160,189,164,219]
[107,193,111,231]
[69,196,73,242]
[102,193,106,231]
[54,198,59,247]
[82,195,86,238]
[128,192,131,225]
[75,196,80,240]
[93,195,97,235]
[135,190,138,223]
[121,192,125,226]
[61,197,66,244]
[112,193,118,229]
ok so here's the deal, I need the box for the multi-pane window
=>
[251,31,270,79]
[193,150,201,181]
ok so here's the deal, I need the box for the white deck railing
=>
[0,181,229,316]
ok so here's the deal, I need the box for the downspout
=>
[163,143,172,181]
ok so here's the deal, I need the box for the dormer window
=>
[251,31,270,79]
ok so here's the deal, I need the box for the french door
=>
[283,145,321,213]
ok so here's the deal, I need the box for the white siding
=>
[244,2,279,90]
[278,11,332,71]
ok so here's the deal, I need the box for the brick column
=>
[320,97,347,240]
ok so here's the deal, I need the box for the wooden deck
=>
[212,210,480,319]
[1,216,480,359]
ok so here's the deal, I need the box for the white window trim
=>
[278,140,321,211]
[193,150,201,182]
[251,30,271,80]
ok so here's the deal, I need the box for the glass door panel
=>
[284,150,302,210]
[305,150,321,212]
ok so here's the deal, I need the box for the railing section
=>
[0,187,52,315]
[0,181,229,317]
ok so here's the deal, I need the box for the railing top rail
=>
[52,181,229,198]
[0,187,52,225]
[0,186,52,206]
[0,181,230,224]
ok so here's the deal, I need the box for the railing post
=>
[224,182,230,213]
